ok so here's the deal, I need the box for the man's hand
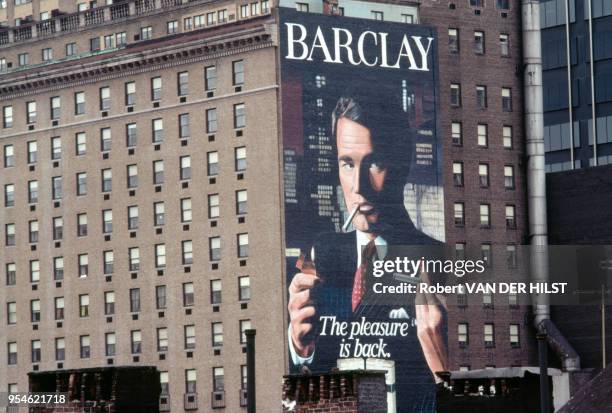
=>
[416,272,448,382]
[288,271,319,358]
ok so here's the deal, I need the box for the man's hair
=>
[331,88,413,179]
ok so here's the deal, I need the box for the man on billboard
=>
[287,89,447,411]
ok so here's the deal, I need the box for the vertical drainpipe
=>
[564,0,574,168]
[523,0,581,372]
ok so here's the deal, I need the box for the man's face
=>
[336,118,389,236]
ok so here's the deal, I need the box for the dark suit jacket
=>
[298,217,443,412]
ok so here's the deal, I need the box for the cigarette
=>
[342,207,359,232]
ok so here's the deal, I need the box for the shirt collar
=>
[356,230,387,266]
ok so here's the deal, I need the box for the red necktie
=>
[352,240,377,312]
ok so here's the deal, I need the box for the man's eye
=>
[340,162,354,171]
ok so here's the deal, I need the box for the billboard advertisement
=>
[280,8,445,412]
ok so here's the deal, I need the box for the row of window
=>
[448,29,510,57]
[450,84,513,111]
[451,123,513,148]
[453,243,519,269]
[452,163,515,189]
[6,319,252,365]
[5,235,249,284]
[456,290,519,308]
[468,0,510,10]
[1,68,245,128]
[453,202,518,229]
[457,323,520,348]
[6,278,250,327]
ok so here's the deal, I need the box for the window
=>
[449,28,459,53]
[179,155,191,180]
[28,180,38,203]
[504,165,515,189]
[127,164,138,188]
[153,160,164,184]
[483,292,493,308]
[3,106,12,128]
[0,58,5,72]
[239,276,251,301]
[155,244,166,268]
[497,0,509,10]
[236,190,248,214]
[127,206,138,230]
[29,220,39,243]
[477,124,488,147]
[210,236,221,261]
[184,16,193,30]
[4,184,14,207]
[126,123,137,147]
[157,328,169,352]
[178,71,188,96]
[452,162,463,186]
[454,202,465,226]
[154,202,165,226]
[470,0,483,6]
[206,108,217,133]
[208,194,220,219]
[479,163,489,187]
[502,88,512,111]
[100,128,111,152]
[506,205,516,229]
[211,279,222,304]
[184,325,196,349]
[125,82,136,106]
[213,367,225,391]
[450,83,461,106]
[235,147,247,171]
[476,85,487,109]
[53,217,63,241]
[238,233,249,258]
[509,291,518,307]
[6,263,16,285]
[54,297,65,320]
[130,288,141,313]
[56,338,65,361]
[167,20,178,34]
[30,299,41,322]
[481,244,492,266]
[182,240,193,265]
[204,153,219,177]
[474,31,485,54]
[240,4,249,18]
[458,323,468,346]
[3,144,13,167]
[101,169,112,192]
[175,282,193,308]
[186,369,197,393]
[129,247,140,271]
[103,250,114,274]
[500,34,509,56]
[54,257,64,280]
[131,330,142,354]
[371,11,383,20]
[151,77,162,101]
[51,136,62,159]
[234,103,246,128]
[251,2,260,15]
[156,285,167,309]
[66,42,77,56]
[76,172,87,195]
[480,204,491,227]
[212,322,223,346]
[455,243,466,260]
[26,101,37,124]
[77,213,88,237]
[104,291,115,315]
[140,26,152,40]
[152,118,164,142]
[206,11,216,24]
[205,66,217,91]
[104,35,114,49]
[116,32,126,46]
[240,319,251,343]
[18,53,29,66]
[105,333,116,356]
[51,176,62,201]
[8,342,17,365]
[179,113,190,139]
[296,2,309,12]
[90,37,101,52]
[30,260,40,283]
[78,254,89,277]
[79,294,89,317]
[7,302,16,324]
[75,132,87,155]
[5,223,15,246]
[30,340,41,362]
[401,13,413,23]
[484,323,495,347]
[100,86,110,110]
[181,198,192,222]
[75,92,85,115]
[507,244,517,269]
[28,141,38,163]
[42,47,53,62]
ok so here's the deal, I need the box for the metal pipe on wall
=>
[564,0,574,167]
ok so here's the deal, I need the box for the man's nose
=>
[352,164,371,196]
